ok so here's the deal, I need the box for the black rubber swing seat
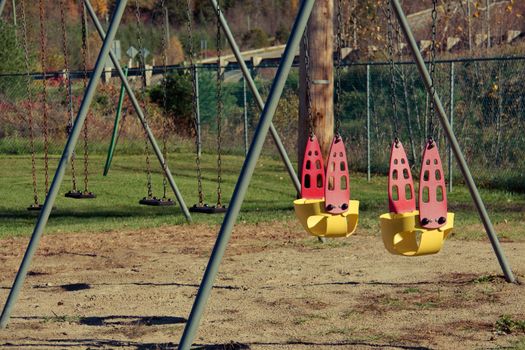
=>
[139,197,175,206]
[27,204,44,211]
[65,191,97,199]
[27,203,57,211]
[189,204,228,214]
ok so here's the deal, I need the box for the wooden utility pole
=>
[298,0,334,169]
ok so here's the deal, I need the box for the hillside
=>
[0,0,524,72]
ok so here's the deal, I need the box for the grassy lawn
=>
[0,151,524,241]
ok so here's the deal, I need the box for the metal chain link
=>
[334,0,344,135]
[160,0,170,200]
[135,0,153,198]
[428,0,438,140]
[80,4,91,194]
[60,0,77,192]
[303,21,314,137]
[215,0,223,207]
[385,0,400,139]
[20,0,39,206]
[38,0,50,196]
[186,0,204,206]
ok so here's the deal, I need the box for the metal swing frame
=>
[176,1,516,348]
[0,1,516,346]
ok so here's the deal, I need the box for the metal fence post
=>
[0,0,130,329]
[448,62,454,192]
[366,64,371,182]
[177,1,315,348]
[391,0,516,283]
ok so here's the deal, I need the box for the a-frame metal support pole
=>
[84,0,192,222]
[210,0,301,194]
[177,1,315,348]
[391,0,515,283]
[0,0,130,329]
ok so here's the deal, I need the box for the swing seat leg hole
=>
[380,211,454,256]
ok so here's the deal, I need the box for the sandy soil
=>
[0,221,524,349]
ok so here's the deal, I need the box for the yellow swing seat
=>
[294,199,359,238]
[380,210,454,256]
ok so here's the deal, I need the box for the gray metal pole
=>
[0,0,6,18]
[243,76,249,155]
[391,0,515,283]
[211,0,301,194]
[366,64,371,182]
[448,62,454,193]
[84,0,192,223]
[195,67,202,158]
[0,0,130,329]
[177,1,315,348]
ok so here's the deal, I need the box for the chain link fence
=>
[1,56,525,193]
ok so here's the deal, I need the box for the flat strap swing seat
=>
[139,196,175,206]
[65,190,96,199]
[190,204,227,214]
[294,135,359,238]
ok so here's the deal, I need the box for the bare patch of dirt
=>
[0,221,524,349]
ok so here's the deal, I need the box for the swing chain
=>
[428,0,438,140]
[385,0,399,139]
[135,0,153,199]
[160,0,169,200]
[303,21,314,138]
[334,0,343,136]
[21,0,39,206]
[216,1,223,207]
[80,4,91,194]
[60,0,77,192]
[186,0,204,206]
[38,0,50,196]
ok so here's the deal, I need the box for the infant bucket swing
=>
[294,11,359,238]
[380,1,453,256]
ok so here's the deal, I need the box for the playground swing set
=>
[0,0,518,348]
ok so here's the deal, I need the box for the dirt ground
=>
[0,221,524,350]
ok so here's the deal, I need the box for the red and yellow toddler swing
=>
[294,134,359,238]
[380,138,454,256]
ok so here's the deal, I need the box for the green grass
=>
[0,152,524,240]
[496,315,525,335]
